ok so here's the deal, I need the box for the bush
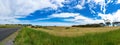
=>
[65,27,70,29]
[31,25,43,28]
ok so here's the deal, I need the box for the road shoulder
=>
[1,29,20,45]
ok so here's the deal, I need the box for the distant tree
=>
[105,22,111,26]
[72,24,103,27]
[99,23,105,26]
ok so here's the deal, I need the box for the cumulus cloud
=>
[36,13,78,21]
[75,0,85,9]
[49,13,78,18]
[0,19,20,24]
[98,10,120,23]
[38,13,103,24]
[64,14,103,24]
[0,0,120,26]
[0,0,65,24]
[63,14,103,24]
[75,5,85,9]
[117,0,120,3]
[37,0,120,25]
[86,0,120,23]
[50,0,65,7]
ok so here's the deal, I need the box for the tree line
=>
[72,23,105,27]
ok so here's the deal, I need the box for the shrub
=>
[65,27,70,29]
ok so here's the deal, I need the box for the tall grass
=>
[0,42,3,45]
[14,28,120,45]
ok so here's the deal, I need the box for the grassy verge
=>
[0,42,3,45]
[14,28,120,45]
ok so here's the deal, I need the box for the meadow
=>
[34,26,120,37]
[14,27,120,45]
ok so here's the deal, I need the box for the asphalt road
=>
[0,28,20,41]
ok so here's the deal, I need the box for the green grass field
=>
[14,27,120,45]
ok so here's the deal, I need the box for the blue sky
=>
[0,0,120,26]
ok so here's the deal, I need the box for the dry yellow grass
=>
[32,26,120,37]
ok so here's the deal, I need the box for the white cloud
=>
[49,13,79,18]
[75,5,85,9]
[0,0,120,26]
[88,0,106,14]
[93,0,105,4]
[47,13,103,24]
[0,0,65,24]
[117,0,120,4]
[87,0,114,14]
[0,19,20,24]
[14,0,57,15]
[36,12,104,25]
[12,0,65,16]
[98,10,120,23]
[66,15,103,24]
[35,18,52,21]
[50,0,65,7]
[87,0,120,23]
[75,0,85,9]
